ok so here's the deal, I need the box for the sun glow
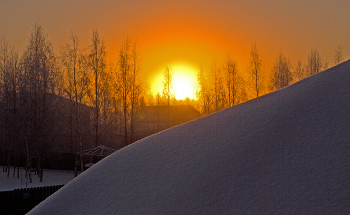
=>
[152,63,197,100]
[173,69,196,100]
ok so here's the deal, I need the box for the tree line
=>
[0,24,144,179]
[0,23,345,180]
[195,43,344,115]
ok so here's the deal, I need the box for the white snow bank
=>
[0,167,75,191]
[29,61,350,214]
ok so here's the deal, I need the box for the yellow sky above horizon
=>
[1,0,350,98]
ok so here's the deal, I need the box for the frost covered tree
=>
[162,65,174,125]
[334,45,343,66]
[196,66,211,115]
[0,36,21,178]
[306,47,323,76]
[129,41,142,143]
[88,30,107,148]
[118,40,130,146]
[117,38,143,146]
[294,60,306,82]
[21,23,58,182]
[270,51,293,91]
[60,32,90,176]
[223,55,247,107]
[162,66,174,108]
[211,61,225,112]
[248,43,264,98]
[223,55,238,107]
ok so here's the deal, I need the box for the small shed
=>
[83,146,117,168]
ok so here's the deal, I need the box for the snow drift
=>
[29,61,350,214]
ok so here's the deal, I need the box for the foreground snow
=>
[0,167,76,191]
[29,61,350,214]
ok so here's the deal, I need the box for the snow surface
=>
[0,167,76,191]
[29,61,350,214]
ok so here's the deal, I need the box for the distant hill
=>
[29,60,350,214]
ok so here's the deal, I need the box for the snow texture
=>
[0,167,76,191]
[29,61,350,214]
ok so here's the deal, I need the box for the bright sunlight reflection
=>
[152,63,197,100]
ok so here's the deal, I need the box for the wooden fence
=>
[0,185,64,215]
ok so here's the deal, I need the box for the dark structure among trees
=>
[136,105,202,139]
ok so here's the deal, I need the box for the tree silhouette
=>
[162,66,174,124]
[0,36,21,178]
[294,59,306,82]
[88,30,107,148]
[270,51,293,91]
[196,66,211,115]
[306,47,323,76]
[21,23,58,182]
[223,55,247,107]
[334,45,343,66]
[117,38,143,146]
[60,32,90,176]
[248,43,264,98]
[211,61,225,111]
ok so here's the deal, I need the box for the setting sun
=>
[173,73,195,100]
[151,63,197,100]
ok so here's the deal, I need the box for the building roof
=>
[138,105,202,125]
[83,146,116,157]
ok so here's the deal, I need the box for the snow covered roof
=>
[29,60,350,214]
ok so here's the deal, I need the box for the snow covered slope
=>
[29,61,350,214]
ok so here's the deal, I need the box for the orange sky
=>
[1,0,350,97]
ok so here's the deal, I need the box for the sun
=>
[172,69,196,100]
[152,63,197,100]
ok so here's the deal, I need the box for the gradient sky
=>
[1,0,350,96]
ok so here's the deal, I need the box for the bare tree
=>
[223,55,237,107]
[306,47,323,76]
[323,61,329,70]
[117,38,143,146]
[270,51,293,91]
[248,43,264,98]
[60,32,90,176]
[196,66,211,115]
[211,61,226,111]
[129,41,142,143]
[0,36,21,178]
[118,40,130,146]
[223,55,247,107]
[0,36,11,176]
[294,59,306,82]
[88,30,107,148]
[162,66,174,108]
[7,45,20,178]
[334,45,343,66]
[162,66,174,125]
[100,66,116,147]
[21,23,58,182]
[0,39,4,173]
[156,92,161,132]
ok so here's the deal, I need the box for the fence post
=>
[14,189,19,214]
[0,184,65,214]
